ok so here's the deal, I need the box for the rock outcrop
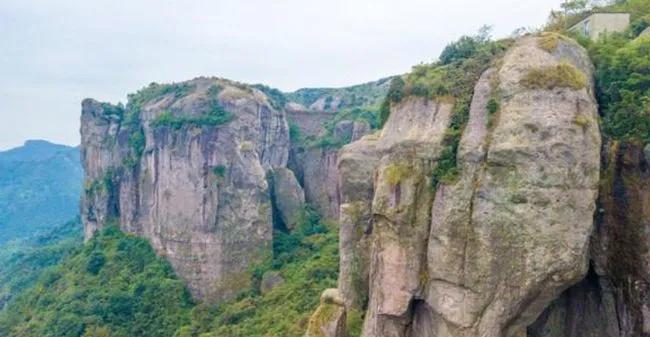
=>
[307,289,349,337]
[288,112,372,221]
[81,78,291,299]
[320,35,602,337]
[271,167,305,230]
[529,140,650,337]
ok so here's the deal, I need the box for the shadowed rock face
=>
[81,78,290,299]
[529,141,650,337]
[326,36,602,337]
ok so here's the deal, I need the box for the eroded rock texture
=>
[288,109,371,221]
[529,141,650,337]
[81,78,290,299]
[330,36,601,337]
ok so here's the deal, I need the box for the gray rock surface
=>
[81,77,290,299]
[333,36,601,337]
[271,167,305,230]
[307,289,348,337]
[529,140,650,337]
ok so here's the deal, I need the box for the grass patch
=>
[384,164,412,186]
[537,32,572,52]
[573,115,590,128]
[151,106,232,130]
[520,63,588,90]
[212,165,227,179]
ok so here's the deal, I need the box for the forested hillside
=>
[0,140,82,243]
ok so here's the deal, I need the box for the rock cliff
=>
[78,31,649,337]
[81,78,294,299]
[529,140,650,337]
[310,35,603,337]
[81,76,382,300]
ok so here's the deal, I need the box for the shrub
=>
[379,77,405,127]
[538,32,566,52]
[520,63,588,90]
[86,251,106,274]
[211,165,227,178]
[151,105,232,130]
[589,35,650,142]
[252,84,287,110]
[486,97,500,114]
[384,164,411,186]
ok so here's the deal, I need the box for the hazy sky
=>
[0,0,563,150]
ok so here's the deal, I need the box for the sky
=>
[0,0,564,150]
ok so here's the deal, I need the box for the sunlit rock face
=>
[81,78,290,299]
[331,36,601,337]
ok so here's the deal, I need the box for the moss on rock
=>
[520,62,588,90]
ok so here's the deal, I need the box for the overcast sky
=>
[0,0,564,150]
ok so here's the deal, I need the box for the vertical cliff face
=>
[81,78,293,299]
[311,35,602,337]
[529,141,650,337]
[287,108,373,221]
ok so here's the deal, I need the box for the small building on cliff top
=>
[568,12,630,40]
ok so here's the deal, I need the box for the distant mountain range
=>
[0,140,82,244]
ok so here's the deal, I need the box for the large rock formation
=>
[81,78,292,299]
[287,109,372,221]
[314,35,602,337]
[528,140,650,337]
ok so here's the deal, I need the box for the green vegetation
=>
[175,205,340,337]
[123,127,146,169]
[537,32,566,52]
[305,106,380,149]
[127,82,196,116]
[0,226,194,337]
[0,141,82,244]
[0,220,82,310]
[586,33,650,142]
[151,105,232,130]
[1,204,340,337]
[546,0,650,142]
[384,164,412,186]
[380,77,405,127]
[381,28,511,187]
[285,77,392,110]
[252,84,288,110]
[147,81,230,130]
[520,63,588,90]
[486,97,500,114]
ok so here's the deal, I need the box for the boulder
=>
[271,167,305,230]
[260,271,285,294]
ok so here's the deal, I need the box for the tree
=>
[561,0,589,14]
